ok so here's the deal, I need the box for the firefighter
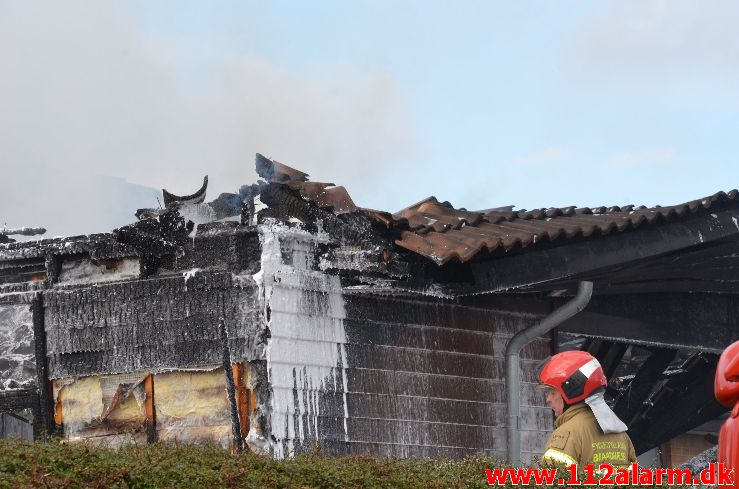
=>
[539,350,637,468]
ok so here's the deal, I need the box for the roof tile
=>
[386,190,739,264]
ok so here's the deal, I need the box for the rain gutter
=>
[504,281,593,465]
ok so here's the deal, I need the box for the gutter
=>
[504,281,593,465]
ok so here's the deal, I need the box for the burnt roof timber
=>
[524,278,739,295]
[629,354,725,453]
[560,310,734,353]
[582,240,739,284]
[612,347,677,426]
[566,238,739,280]
[452,207,739,296]
[0,233,136,262]
[583,339,627,379]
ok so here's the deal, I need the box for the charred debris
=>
[121,153,408,281]
[1,153,739,461]
[0,227,46,244]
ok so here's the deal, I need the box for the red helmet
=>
[539,351,608,404]
[715,341,739,407]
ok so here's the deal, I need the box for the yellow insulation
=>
[154,368,232,448]
[54,368,233,448]
[56,373,147,445]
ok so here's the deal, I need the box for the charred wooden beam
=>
[629,354,725,453]
[233,363,250,443]
[612,347,676,426]
[44,254,62,284]
[53,383,63,427]
[584,339,627,379]
[220,319,243,453]
[615,368,690,386]
[144,374,157,443]
[586,239,739,284]
[560,310,733,353]
[32,293,54,439]
[583,280,739,295]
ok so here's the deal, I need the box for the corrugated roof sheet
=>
[381,191,739,264]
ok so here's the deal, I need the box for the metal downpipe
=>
[504,281,593,465]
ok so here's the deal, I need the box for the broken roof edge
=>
[0,232,135,261]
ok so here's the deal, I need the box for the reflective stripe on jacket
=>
[542,402,637,467]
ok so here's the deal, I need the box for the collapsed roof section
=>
[118,153,739,297]
[3,153,739,298]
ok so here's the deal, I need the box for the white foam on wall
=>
[254,220,348,458]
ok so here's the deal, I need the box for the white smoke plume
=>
[0,1,416,238]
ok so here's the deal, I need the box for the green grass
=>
[0,439,503,489]
[0,439,691,488]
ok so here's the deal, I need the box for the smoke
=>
[0,1,416,237]
[563,0,739,105]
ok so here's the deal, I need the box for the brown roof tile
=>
[386,190,739,265]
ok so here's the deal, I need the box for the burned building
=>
[1,154,738,464]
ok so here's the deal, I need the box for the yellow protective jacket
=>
[542,402,637,468]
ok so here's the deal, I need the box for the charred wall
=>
[265,284,553,460]
[0,300,35,389]
[0,223,266,445]
[338,294,553,461]
[2,217,555,458]
[44,272,261,378]
[257,222,554,460]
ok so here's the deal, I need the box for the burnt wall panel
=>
[0,303,35,388]
[169,225,260,274]
[341,293,552,461]
[45,272,262,378]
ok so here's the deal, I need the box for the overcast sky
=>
[2,0,739,237]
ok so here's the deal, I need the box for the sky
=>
[2,0,739,237]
